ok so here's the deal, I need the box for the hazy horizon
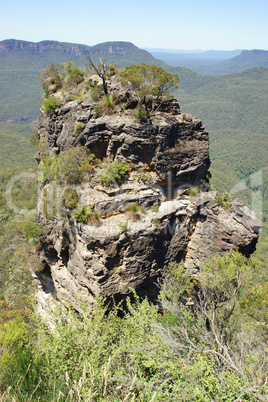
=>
[1,0,268,51]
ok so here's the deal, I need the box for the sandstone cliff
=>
[35,74,261,312]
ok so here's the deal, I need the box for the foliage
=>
[39,62,84,95]
[93,103,104,118]
[99,161,129,187]
[216,189,232,209]
[41,96,61,116]
[128,203,141,214]
[120,63,179,100]
[39,63,62,94]
[18,214,43,244]
[241,281,268,326]
[73,121,85,135]
[73,203,93,223]
[158,252,266,382]
[102,94,116,113]
[59,61,84,87]
[132,104,151,122]
[63,187,79,209]
[0,279,267,400]
[39,147,97,185]
[90,83,103,101]
[186,186,200,196]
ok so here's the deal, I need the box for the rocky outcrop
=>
[36,79,261,312]
[38,89,210,192]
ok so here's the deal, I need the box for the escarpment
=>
[35,71,261,312]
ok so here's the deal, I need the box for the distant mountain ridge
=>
[148,47,268,75]
[0,39,92,55]
[146,49,244,60]
[0,39,155,59]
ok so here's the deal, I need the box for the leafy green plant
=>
[63,187,79,209]
[216,190,232,209]
[42,97,61,116]
[71,91,84,104]
[18,214,43,244]
[119,221,128,232]
[100,161,129,187]
[90,83,103,101]
[186,186,200,196]
[39,147,97,185]
[150,204,159,212]
[93,104,104,118]
[102,94,116,115]
[119,63,179,105]
[132,104,151,122]
[102,94,116,107]
[73,203,93,223]
[128,203,141,214]
[73,121,85,135]
[61,61,84,87]
[39,64,62,94]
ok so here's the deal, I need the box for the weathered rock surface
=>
[38,85,210,191]
[36,84,261,312]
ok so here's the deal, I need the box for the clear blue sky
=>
[1,0,267,50]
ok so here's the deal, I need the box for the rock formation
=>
[36,74,261,312]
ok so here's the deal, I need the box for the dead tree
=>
[87,56,108,95]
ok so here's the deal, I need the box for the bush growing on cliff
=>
[40,147,98,185]
[41,97,61,116]
[40,62,84,95]
[39,64,62,94]
[60,61,84,87]
[63,187,79,209]
[119,63,179,106]
[216,189,232,209]
[102,94,116,114]
[133,104,151,122]
[73,203,93,223]
[100,161,129,187]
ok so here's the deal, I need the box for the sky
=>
[1,0,268,50]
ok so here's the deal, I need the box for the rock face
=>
[36,80,261,312]
[38,94,210,192]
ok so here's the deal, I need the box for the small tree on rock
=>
[119,63,179,104]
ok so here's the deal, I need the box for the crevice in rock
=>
[36,262,56,296]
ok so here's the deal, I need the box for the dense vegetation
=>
[0,47,267,399]
[0,252,267,400]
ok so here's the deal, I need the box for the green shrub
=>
[73,121,85,135]
[42,97,61,116]
[100,161,129,187]
[93,104,104,118]
[133,104,150,122]
[216,190,232,209]
[39,147,97,185]
[73,203,93,223]
[90,84,103,101]
[62,62,84,87]
[71,92,84,104]
[102,94,116,107]
[150,204,159,212]
[186,186,200,196]
[39,64,62,94]
[18,214,43,244]
[128,203,141,214]
[63,187,79,209]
